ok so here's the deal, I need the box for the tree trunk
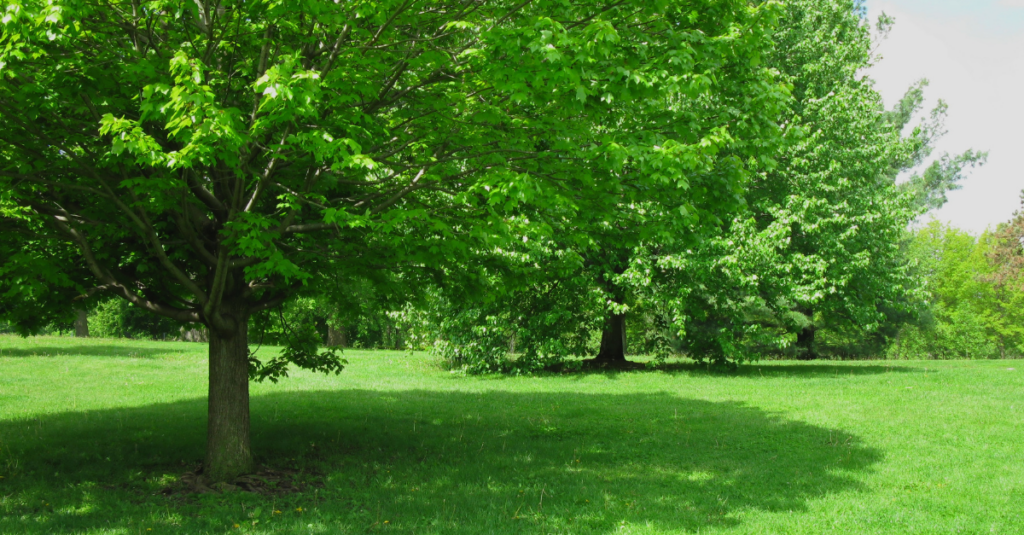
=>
[327,323,347,347]
[796,326,817,360]
[596,312,627,362]
[794,306,817,360]
[205,307,252,483]
[74,309,89,338]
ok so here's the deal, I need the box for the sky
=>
[864,0,1024,234]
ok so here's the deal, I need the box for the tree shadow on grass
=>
[0,389,881,534]
[674,361,918,378]
[0,344,195,359]
[745,363,919,376]
[550,360,920,380]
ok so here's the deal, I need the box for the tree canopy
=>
[0,0,788,480]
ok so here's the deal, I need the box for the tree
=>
[883,80,988,213]
[988,191,1024,291]
[0,0,785,480]
[73,308,89,337]
[649,0,987,363]
[433,26,791,369]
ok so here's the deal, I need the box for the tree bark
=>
[205,305,252,482]
[327,323,347,347]
[74,309,89,338]
[595,312,627,362]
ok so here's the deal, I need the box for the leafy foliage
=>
[987,191,1024,291]
[653,0,988,364]
[890,220,1024,359]
[0,0,792,477]
[89,298,184,340]
[249,309,347,383]
[1,0,786,353]
[425,0,992,371]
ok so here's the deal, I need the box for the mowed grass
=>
[0,336,1021,534]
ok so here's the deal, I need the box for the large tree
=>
[652,0,986,362]
[0,0,785,480]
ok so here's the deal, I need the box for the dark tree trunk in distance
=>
[205,305,252,483]
[74,309,89,338]
[181,326,209,342]
[795,306,818,360]
[796,326,818,360]
[596,313,628,362]
[327,323,347,347]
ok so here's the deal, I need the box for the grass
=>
[0,335,1021,534]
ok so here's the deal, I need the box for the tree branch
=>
[50,214,201,323]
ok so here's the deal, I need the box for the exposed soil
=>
[161,465,321,496]
[545,358,650,373]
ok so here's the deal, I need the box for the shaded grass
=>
[560,361,922,379]
[0,344,176,359]
[0,335,1022,534]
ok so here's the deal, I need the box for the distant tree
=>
[988,192,1024,291]
[893,220,1024,359]
[0,0,785,479]
[73,309,89,338]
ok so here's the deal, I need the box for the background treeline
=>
[889,219,1024,359]
[18,212,1023,364]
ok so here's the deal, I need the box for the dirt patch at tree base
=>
[161,465,320,496]
[545,358,649,373]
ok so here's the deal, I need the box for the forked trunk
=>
[205,306,252,482]
[596,312,627,362]
[74,309,89,338]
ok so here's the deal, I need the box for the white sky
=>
[864,0,1024,234]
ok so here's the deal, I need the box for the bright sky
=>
[864,0,1024,234]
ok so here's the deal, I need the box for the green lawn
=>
[0,335,1021,534]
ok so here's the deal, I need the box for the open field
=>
[0,335,1022,534]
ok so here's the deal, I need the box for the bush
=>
[889,303,1002,360]
[432,309,557,374]
[90,298,183,340]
